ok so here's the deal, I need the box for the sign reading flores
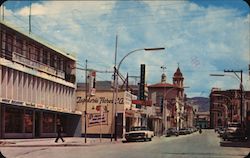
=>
[76,96,124,105]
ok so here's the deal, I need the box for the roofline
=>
[0,21,76,61]
[148,83,182,88]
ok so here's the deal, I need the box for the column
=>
[1,67,7,99]
[18,71,23,101]
[24,73,28,103]
[36,77,42,104]
[13,70,18,100]
[7,68,12,99]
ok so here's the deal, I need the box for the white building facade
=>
[0,21,81,138]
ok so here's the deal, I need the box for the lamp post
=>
[210,70,243,126]
[112,47,165,141]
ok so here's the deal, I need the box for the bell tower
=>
[173,66,184,98]
[173,66,184,87]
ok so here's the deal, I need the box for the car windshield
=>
[228,123,241,128]
[131,127,147,131]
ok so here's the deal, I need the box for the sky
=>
[0,0,249,98]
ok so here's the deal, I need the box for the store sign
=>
[26,102,36,107]
[88,112,108,127]
[11,100,24,106]
[1,98,11,103]
[76,96,124,105]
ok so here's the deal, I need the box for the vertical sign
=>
[137,64,145,108]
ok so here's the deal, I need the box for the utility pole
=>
[111,35,118,141]
[224,69,243,127]
[85,60,88,143]
[29,1,32,34]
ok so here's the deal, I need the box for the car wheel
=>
[149,137,152,141]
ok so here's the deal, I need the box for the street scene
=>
[1,130,249,158]
[0,0,250,158]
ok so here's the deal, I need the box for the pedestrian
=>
[55,123,65,143]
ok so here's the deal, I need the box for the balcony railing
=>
[12,52,65,79]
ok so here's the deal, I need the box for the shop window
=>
[42,112,55,133]
[5,107,23,133]
[24,110,33,133]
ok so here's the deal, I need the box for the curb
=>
[220,140,250,148]
[0,140,123,147]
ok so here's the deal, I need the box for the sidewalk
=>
[0,137,123,147]
[220,139,250,148]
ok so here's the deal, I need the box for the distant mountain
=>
[187,97,210,112]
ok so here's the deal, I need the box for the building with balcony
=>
[209,88,248,128]
[0,21,81,138]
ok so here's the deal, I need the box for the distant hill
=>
[187,97,210,112]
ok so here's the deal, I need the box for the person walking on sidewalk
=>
[55,123,65,143]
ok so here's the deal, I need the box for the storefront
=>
[0,103,81,139]
[76,87,140,138]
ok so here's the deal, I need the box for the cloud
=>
[2,1,249,97]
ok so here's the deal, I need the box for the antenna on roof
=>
[29,1,32,34]
[1,1,5,21]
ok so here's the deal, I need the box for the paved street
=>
[1,130,249,158]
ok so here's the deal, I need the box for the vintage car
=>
[222,122,247,141]
[165,128,179,137]
[125,126,154,142]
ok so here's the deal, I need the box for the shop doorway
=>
[35,111,40,138]
[116,113,123,138]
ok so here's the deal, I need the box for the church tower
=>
[173,66,184,98]
[173,67,184,87]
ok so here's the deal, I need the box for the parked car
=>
[214,126,223,133]
[218,127,227,137]
[222,122,247,141]
[179,128,188,135]
[165,128,179,137]
[125,126,154,142]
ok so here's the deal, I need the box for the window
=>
[42,50,48,64]
[6,33,13,59]
[34,45,40,61]
[15,37,23,55]
[24,110,33,133]
[42,112,55,133]
[5,107,23,133]
[50,53,55,67]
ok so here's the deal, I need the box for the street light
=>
[112,47,165,141]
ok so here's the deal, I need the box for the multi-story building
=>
[209,88,249,129]
[0,21,81,138]
[148,67,186,135]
